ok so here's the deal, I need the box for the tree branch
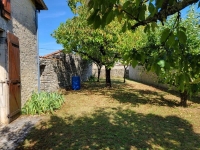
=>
[72,49,103,65]
[130,0,198,30]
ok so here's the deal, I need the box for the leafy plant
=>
[88,75,96,82]
[22,92,64,115]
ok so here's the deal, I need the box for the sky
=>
[38,0,74,56]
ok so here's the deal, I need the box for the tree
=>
[131,8,200,107]
[68,0,199,30]
[53,1,134,87]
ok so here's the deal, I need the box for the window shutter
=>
[2,0,11,20]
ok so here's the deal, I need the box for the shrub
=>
[88,75,96,82]
[22,92,64,115]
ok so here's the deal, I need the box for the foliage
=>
[68,0,199,30]
[53,5,133,68]
[67,1,199,72]
[88,75,96,82]
[22,92,64,115]
[53,1,135,86]
[131,8,200,106]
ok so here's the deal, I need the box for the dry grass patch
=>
[17,79,200,150]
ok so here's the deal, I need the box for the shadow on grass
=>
[17,108,200,150]
[126,78,200,105]
[112,89,179,107]
[81,80,179,107]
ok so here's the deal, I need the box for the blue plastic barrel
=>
[72,76,80,90]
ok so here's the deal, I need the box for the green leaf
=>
[156,0,163,9]
[123,1,131,9]
[148,2,156,16]
[131,59,138,68]
[144,24,150,33]
[157,60,165,68]
[166,33,175,46]
[87,9,99,25]
[101,12,109,28]
[169,0,175,6]
[106,10,114,25]
[177,30,187,45]
[117,13,123,23]
[180,27,186,32]
[122,21,127,32]
[135,0,140,7]
[151,22,157,31]
[191,78,200,84]
[160,28,170,43]
[93,15,101,29]
[128,22,132,30]
[88,0,94,10]
[138,5,146,21]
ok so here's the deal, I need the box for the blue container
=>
[72,76,80,90]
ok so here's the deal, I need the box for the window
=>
[1,0,11,20]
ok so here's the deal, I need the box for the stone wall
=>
[129,66,168,88]
[12,0,38,106]
[0,0,41,124]
[92,64,129,79]
[0,0,39,106]
[40,52,92,92]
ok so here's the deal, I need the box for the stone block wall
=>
[0,0,40,123]
[0,0,38,106]
[92,64,129,79]
[40,52,92,92]
[129,65,168,88]
[12,0,38,106]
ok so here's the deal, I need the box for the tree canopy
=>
[53,1,136,86]
[68,0,199,30]
[129,7,200,106]
[60,0,200,106]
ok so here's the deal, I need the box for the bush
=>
[22,92,64,115]
[88,75,96,82]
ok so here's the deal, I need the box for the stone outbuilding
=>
[39,50,92,92]
[0,0,47,124]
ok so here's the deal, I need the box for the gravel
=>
[0,115,43,150]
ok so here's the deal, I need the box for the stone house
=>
[0,0,47,124]
[40,50,92,92]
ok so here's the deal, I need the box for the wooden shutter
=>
[7,32,21,123]
[2,0,11,20]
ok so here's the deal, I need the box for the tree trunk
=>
[123,65,128,83]
[179,90,188,107]
[97,66,102,82]
[105,68,111,87]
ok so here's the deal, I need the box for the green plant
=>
[88,75,96,82]
[22,92,64,115]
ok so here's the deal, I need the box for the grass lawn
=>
[17,79,200,150]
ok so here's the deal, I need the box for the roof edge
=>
[35,0,48,10]
[40,50,62,58]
